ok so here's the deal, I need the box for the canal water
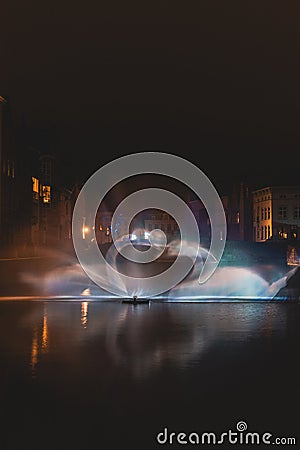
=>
[0,299,299,449]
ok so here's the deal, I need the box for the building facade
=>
[95,209,113,244]
[189,182,252,242]
[0,96,17,248]
[144,211,179,242]
[253,186,300,242]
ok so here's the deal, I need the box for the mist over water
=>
[18,236,298,301]
[169,266,296,300]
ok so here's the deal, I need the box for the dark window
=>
[294,206,300,219]
[278,206,287,220]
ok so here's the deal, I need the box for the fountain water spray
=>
[19,152,298,301]
[72,152,226,300]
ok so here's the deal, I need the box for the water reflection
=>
[103,303,211,378]
[41,310,49,351]
[30,306,49,377]
[81,301,89,329]
[30,326,39,377]
[23,301,291,380]
[0,299,297,450]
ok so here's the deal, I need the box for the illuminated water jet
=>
[19,236,299,302]
[122,295,150,304]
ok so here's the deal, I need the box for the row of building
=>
[1,96,300,256]
[189,184,300,244]
[0,96,76,255]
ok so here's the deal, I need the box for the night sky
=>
[1,1,300,192]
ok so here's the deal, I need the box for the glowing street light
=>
[82,226,90,239]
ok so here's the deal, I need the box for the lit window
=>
[291,225,297,239]
[32,177,39,200]
[99,224,103,231]
[42,185,51,203]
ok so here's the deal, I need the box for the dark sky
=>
[1,0,300,192]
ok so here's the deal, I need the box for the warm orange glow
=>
[288,247,300,266]
[81,301,88,328]
[82,226,90,239]
[31,327,39,377]
[32,177,39,192]
[42,185,51,203]
[32,177,39,199]
[41,312,49,353]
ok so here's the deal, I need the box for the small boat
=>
[122,296,150,305]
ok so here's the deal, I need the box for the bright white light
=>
[130,233,137,241]
[82,226,90,239]
[144,231,150,239]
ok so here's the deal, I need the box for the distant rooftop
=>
[253,186,300,194]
